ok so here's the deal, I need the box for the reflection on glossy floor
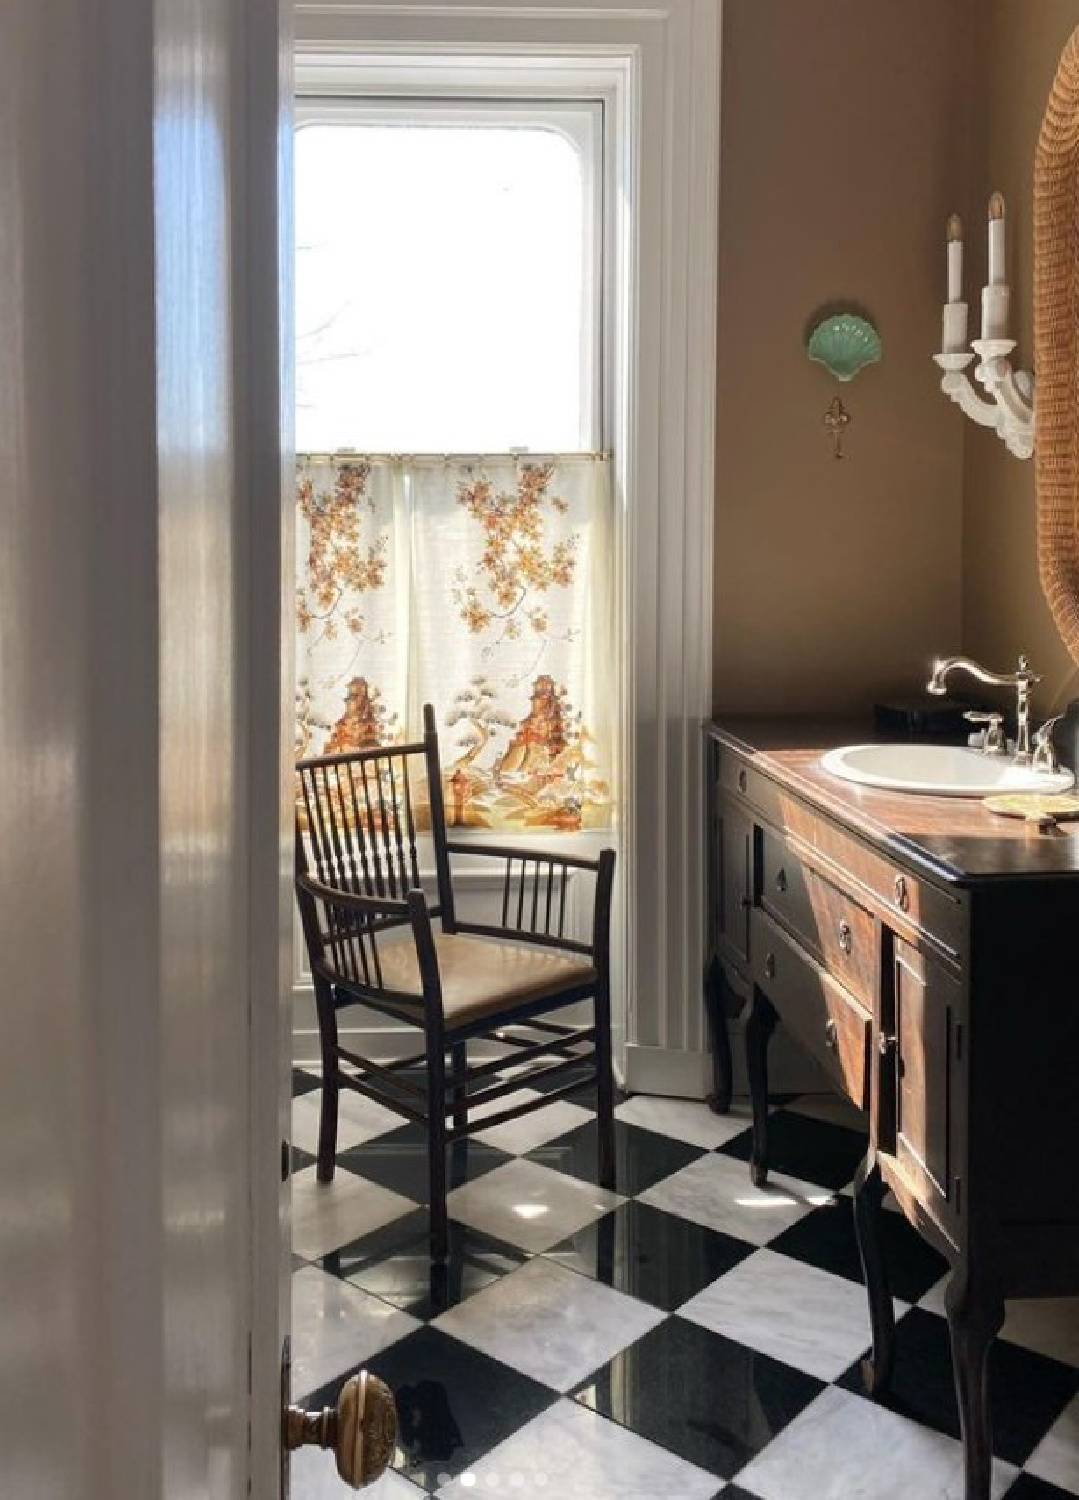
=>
[289,1068,1079,1499]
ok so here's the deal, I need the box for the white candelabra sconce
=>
[935,194,1035,461]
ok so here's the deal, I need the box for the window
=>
[294,94,614,836]
[295,101,602,452]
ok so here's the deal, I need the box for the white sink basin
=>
[821,742,1075,797]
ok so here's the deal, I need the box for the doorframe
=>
[291,0,722,1099]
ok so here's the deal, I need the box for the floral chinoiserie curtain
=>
[296,453,614,833]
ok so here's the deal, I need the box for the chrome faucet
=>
[926,654,1041,762]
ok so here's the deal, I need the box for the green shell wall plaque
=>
[806,312,882,382]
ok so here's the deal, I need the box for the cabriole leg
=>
[745,991,776,1187]
[946,1266,1004,1500]
[704,956,734,1115]
[852,1150,895,1395]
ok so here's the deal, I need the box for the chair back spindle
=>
[296,705,457,996]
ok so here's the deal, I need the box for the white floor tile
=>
[919,1283,1079,1371]
[678,1248,905,1382]
[615,1093,753,1150]
[291,1090,405,1156]
[292,1445,423,1499]
[291,1166,416,1260]
[1026,1391,1079,1495]
[637,1151,833,1245]
[446,1158,622,1253]
[735,1385,1017,1500]
[471,1088,594,1154]
[998,1296,1079,1368]
[917,1276,949,1316]
[433,1256,664,1393]
[435,1397,719,1499]
[290,1265,419,1399]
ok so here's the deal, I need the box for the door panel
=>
[891,937,964,1236]
[714,800,753,972]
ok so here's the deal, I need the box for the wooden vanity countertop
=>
[709,717,1079,885]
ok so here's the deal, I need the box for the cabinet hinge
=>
[954,1176,962,1213]
[954,1022,963,1062]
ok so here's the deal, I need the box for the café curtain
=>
[295,452,614,833]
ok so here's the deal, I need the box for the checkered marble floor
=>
[289,1066,1079,1499]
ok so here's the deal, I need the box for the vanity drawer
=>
[716,748,773,810]
[796,817,965,963]
[759,827,877,1008]
[751,909,872,1110]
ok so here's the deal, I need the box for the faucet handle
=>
[1017,653,1043,684]
[1032,714,1065,772]
[964,710,1006,755]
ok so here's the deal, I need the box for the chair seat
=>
[375,931,597,1027]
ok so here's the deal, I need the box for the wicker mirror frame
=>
[1035,26,1079,666]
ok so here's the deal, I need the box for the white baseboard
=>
[622,1043,711,1100]
[622,1017,834,1103]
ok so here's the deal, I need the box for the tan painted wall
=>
[713,0,973,714]
[962,1,1079,714]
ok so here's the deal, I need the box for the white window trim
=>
[294,1,721,1100]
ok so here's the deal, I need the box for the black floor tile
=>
[767,1196,949,1304]
[320,1208,531,1321]
[545,1200,755,1312]
[337,1122,511,1203]
[572,1315,824,1480]
[292,1066,321,1098]
[718,1109,867,1191]
[526,1117,704,1195]
[837,1306,1079,1466]
[307,1326,557,1492]
[717,1487,766,1500]
[1004,1476,1079,1500]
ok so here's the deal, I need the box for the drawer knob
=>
[837,920,852,955]
[893,874,910,912]
[764,952,776,980]
[775,868,788,894]
[824,1018,839,1050]
[738,769,748,793]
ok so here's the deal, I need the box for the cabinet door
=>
[885,936,965,1237]
[712,796,752,972]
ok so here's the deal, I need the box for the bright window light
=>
[295,110,598,452]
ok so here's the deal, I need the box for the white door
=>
[0,2,295,1497]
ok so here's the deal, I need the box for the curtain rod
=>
[296,449,612,464]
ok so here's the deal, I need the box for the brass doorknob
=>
[284,1370,397,1489]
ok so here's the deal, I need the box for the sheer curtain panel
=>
[295,452,614,834]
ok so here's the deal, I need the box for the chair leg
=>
[451,1041,468,1134]
[427,1034,449,1263]
[313,978,339,1184]
[595,980,617,1192]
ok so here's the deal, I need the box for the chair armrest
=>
[295,871,411,921]
[295,875,440,1009]
[443,843,615,966]
[444,840,608,873]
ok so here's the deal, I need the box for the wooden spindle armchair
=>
[294,703,616,1262]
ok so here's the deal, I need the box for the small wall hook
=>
[823,396,851,460]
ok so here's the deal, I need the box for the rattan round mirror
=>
[1035,25,1079,665]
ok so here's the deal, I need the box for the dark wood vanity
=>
[704,719,1079,1500]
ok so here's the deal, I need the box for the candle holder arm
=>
[934,349,1035,461]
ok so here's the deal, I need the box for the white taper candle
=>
[947,213,963,303]
[988,192,1006,287]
